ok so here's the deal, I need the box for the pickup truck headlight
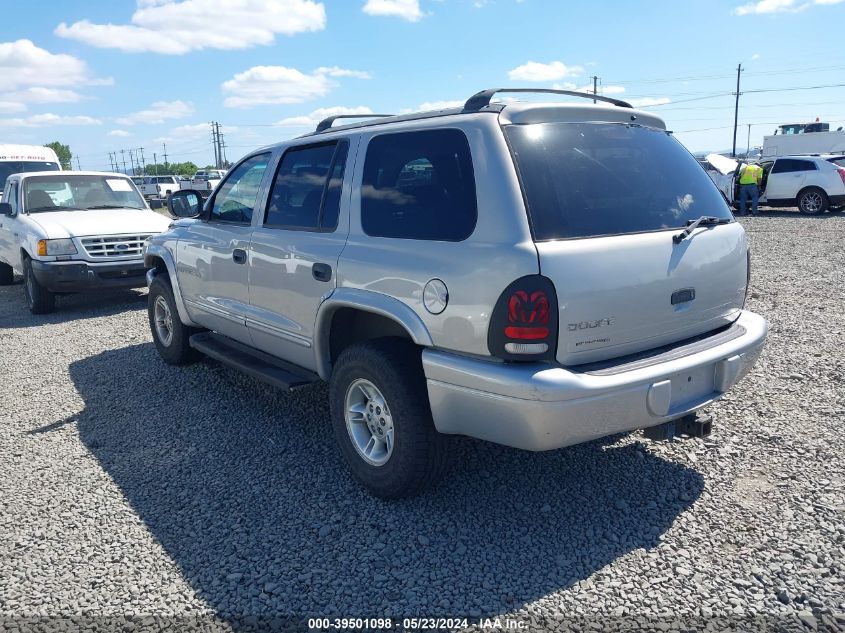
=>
[37,238,78,256]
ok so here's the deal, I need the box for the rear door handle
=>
[312,262,332,282]
[232,248,247,264]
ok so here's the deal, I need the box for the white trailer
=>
[762,122,845,158]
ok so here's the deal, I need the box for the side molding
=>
[313,288,434,380]
[143,243,200,327]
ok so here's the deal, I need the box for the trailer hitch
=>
[643,413,713,442]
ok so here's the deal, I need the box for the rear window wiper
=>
[673,216,731,244]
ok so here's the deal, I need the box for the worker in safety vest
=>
[737,162,763,216]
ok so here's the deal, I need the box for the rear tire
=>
[329,338,448,499]
[23,258,55,314]
[797,187,828,215]
[148,274,199,365]
[0,262,13,286]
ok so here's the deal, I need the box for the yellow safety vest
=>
[739,164,762,185]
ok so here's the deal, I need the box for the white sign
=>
[106,178,133,192]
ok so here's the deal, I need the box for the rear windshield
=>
[505,122,733,240]
[827,157,845,168]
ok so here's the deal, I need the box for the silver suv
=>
[143,88,768,498]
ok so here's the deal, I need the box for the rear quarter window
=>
[505,122,733,240]
[361,129,477,241]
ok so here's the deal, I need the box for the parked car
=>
[0,171,171,313]
[139,175,181,199]
[0,144,61,200]
[190,169,226,194]
[144,88,767,498]
[706,153,845,214]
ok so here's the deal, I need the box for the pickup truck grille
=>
[80,235,152,258]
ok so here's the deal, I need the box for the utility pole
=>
[75,156,81,171]
[128,149,136,175]
[732,63,743,158]
[211,122,219,169]
[592,75,598,104]
[139,147,146,175]
[746,123,752,157]
[162,143,169,170]
[215,122,224,169]
[153,152,159,176]
[120,149,127,174]
[221,135,228,167]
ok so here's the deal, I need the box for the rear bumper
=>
[423,310,767,451]
[30,259,148,292]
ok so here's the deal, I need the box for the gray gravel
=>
[1,209,844,631]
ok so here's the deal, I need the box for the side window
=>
[209,152,271,224]
[264,140,348,230]
[7,183,18,214]
[772,159,817,173]
[361,129,477,241]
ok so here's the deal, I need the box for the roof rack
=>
[463,88,633,111]
[315,114,394,133]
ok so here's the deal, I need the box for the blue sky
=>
[2,0,844,170]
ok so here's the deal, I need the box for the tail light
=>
[488,275,558,361]
[837,167,845,186]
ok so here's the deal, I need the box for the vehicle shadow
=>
[0,281,146,328]
[65,343,703,622]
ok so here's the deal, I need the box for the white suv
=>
[707,153,845,214]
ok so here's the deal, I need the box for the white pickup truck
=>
[0,171,171,313]
[138,175,182,199]
[189,169,226,194]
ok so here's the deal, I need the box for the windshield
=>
[0,161,60,191]
[23,175,146,212]
[505,122,733,240]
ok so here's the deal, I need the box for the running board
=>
[189,332,318,391]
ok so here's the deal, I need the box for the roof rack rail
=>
[463,88,633,112]
[315,114,394,133]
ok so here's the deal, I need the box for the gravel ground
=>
[1,210,843,632]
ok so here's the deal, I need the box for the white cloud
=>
[314,66,372,79]
[116,100,194,125]
[169,122,213,137]
[0,102,26,114]
[598,85,625,95]
[55,0,326,54]
[733,0,841,14]
[397,99,464,114]
[108,129,131,137]
[275,106,375,128]
[362,0,424,21]
[0,39,97,90]
[627,97,672,107]
[9,87,84,104]
[508,61,584,82]
[751,53,761,60]
[0,113,101,128]
[222,65,369,108]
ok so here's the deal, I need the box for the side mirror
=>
[0,202,13,217]
[167,189,202,218]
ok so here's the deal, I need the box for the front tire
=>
[797,187,828,215]
[329,338,448,499]
[23,258,55,314]
[0,262,13,286]
[148,274,199,365]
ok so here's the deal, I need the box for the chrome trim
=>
[245,318,311,348]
